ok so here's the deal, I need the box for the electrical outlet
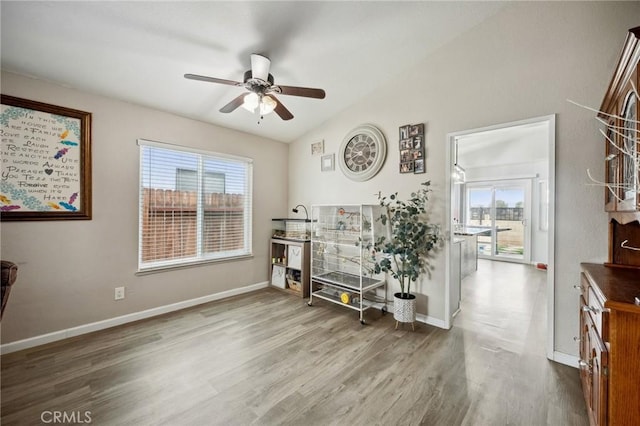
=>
[114,286,125,300]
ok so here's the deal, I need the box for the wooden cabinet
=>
[599,27,639,215]
[578,273,608,426]
[579,264,640,426]
[270,238,310,298]
[579,26,640,426]
[598,27,640,268]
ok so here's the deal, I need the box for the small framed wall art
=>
[398,123,425,175]
[321,153,335,172]
[311,140,324,156]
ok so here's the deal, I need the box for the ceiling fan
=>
[184,54,325,121]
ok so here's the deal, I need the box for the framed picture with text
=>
[1,95,92,221]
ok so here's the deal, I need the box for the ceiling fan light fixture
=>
[242,93,277,115]
[242,92,259,112]
[260,95,277,115]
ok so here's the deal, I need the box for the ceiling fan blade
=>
[270,95,294,120]
[251,54,271,81]
[275,85,326,99]
[184,73,243,87]
[220,93,248,113]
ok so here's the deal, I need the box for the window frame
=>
[137,139,253,273]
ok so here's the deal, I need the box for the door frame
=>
[444,114,556,360]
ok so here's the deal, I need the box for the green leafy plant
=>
[366,181,442,299]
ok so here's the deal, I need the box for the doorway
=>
[445,115,555,360]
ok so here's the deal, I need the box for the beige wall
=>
[2,2,637,358]
[1,71,288,344]
[288,2,639,356]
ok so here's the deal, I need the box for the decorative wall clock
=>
[338,124,387,181]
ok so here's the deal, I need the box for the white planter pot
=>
[394,292,416,324]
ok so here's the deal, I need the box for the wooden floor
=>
[1,260,588,425]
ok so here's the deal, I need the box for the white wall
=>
[288,2,639,355]
[1,71,289,344]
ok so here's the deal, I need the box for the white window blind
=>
[138,139,253,271]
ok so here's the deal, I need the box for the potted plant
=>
[367,181,442,329]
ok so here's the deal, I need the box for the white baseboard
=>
[416,313,447,329]
[385,299,448,330]
[552,351,579,368]
[0,281,269,355]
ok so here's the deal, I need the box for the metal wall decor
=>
[398,123,425,174]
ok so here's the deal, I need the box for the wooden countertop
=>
[581,263,640,314]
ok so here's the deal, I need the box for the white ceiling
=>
[1,1,506,143]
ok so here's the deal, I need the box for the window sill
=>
[136,254,253,276]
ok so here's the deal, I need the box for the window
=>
[175,168,225,193]
[138,139,252,271]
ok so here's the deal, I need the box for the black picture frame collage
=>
[399,123,425,174]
